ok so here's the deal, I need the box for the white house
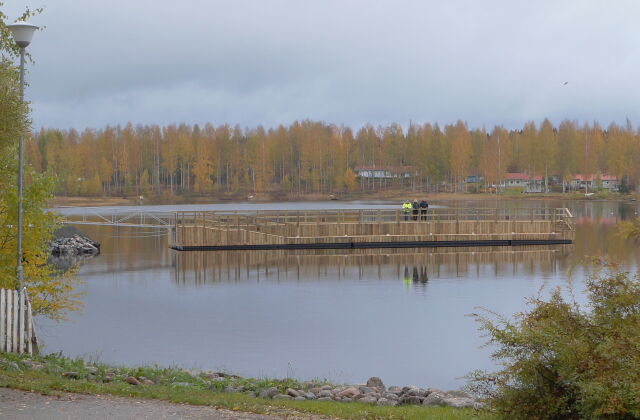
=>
[502,173,543,192]
[353,166,413,179]
[570,174,618,191]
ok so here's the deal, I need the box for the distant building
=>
[502,173,543,192]
[570,174,618,191]
[464,175,484,183]
[353,165,413,179]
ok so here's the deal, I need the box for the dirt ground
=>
[0,387,323,420]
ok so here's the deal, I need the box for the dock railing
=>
[170,208,574,250]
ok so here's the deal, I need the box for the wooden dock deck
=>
[169,208,574,251]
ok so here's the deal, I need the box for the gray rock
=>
[4,362,21,372]
[423,391,447,406]
[224,386,236,393]
[341,397,353,403]
[286,388,302,398]
[406,387,428,398]
[387,386,402,395]
[303,392,316,400]
[320,385,333,391]
[400,395,424,405]
[382,392,399,400]
[294,396,306,401]
[317,390,333,398]
[317,397,333,402]
[22,360,45,370]
[442,397,478,408]
[259,387,278,398]
[366,377,386,391]
[171,382,193,388]
[245,391,256,398]
[309,387,321,395]
[338,386,361,398]
[401,385,416,394]
[358,386,376,394]
[273,394,293,400]
[377,398,398,407]
[359,396,379,404]
[125,376,140,385]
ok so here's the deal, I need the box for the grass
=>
[0,352,489,420]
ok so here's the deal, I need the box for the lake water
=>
[38,199,640,390]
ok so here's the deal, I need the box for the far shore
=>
[49,190,638,208]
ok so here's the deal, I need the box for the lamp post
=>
[7,21,39,289]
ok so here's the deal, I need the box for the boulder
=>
[126,376,140,385]
[259,387,278,398]
[406,387,428,398]
[317,390,333,398]
[338,387,361,399]
[377,398,398,407]
[273,394,293,400]
[294,396,306,401]
[442,397,478,409]
[423,391,447,406]
[359,395,379,404]
[387,386,402,395]
[400,395,424,405]
[286,388,302,398]
[303,392,316,400]
[366,377,386,391]
[316,397,333,402]
[142,379,154,385]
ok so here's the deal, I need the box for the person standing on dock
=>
[419,199,428,220]
[402,200,412,221]
[412,200,419,221]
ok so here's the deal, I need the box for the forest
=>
[24,119,640,197]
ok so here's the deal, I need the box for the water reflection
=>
[173,246,572,287]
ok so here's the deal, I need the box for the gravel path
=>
[0,387,321,420]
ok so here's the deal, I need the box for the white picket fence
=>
[0,288,35,355]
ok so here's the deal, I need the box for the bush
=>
[469,260,640,419]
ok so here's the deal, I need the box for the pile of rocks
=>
[231,377,483,409]
[49,234,100,257]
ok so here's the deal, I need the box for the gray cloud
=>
[5,0,640,130]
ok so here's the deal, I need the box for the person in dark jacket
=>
[419,199,429,220]
[412,200,419,221]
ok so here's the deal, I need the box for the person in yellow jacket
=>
[402,200,412,221]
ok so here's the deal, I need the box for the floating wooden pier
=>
[170,208,574,251]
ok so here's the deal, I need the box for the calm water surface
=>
[38,200,640,389]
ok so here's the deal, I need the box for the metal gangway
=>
[56,207,174,229]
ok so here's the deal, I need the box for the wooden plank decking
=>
[170,208,574,251]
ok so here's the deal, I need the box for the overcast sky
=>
[4,0,640,131]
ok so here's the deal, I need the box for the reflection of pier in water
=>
[173,245,573,286]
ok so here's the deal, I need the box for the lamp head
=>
[7,21,39,48]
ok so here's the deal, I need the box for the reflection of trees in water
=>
[174,246,573,286]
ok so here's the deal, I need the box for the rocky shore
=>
[227,376,483,409]
[49,234,100,257]
[6,355,483,410]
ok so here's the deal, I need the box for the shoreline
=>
[0,352,482,418]
[49,191,638,208]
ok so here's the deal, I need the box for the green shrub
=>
[469,260,640,419]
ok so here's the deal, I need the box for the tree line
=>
[25,119,640,197]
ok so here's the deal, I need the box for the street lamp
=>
[7,21,39,289]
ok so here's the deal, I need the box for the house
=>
[502,173,543,192]
[353,165,413,179]
[570,174,618,191]
[465,175,484,183]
